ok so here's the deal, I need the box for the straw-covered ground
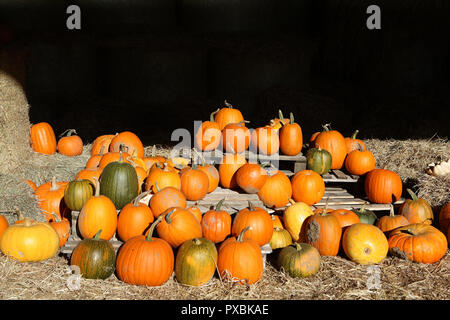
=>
[0,139,448,300]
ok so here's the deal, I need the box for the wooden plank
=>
[332,169,349,180]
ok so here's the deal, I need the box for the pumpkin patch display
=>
[0,218,60,262]
[70,229,116,280]
[364,169,403,204]
[306,146,332,175]
[175,237,218,287]
[312,124,347,170]
[57,129,83,156]
[342,223,389,265]
[217,226,263,285]
[279,111,303,156]
[257,169,292,209]
[30,122,57,155]
[116,216,174,286]
[232,202,273,246]
[399,189,434,224]
[201,199,232,243]
[291,170,325,206]
[388,223,447,264]
[277,243,321,278]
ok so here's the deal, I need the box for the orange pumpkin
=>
[257,170,292,209]
[187,205,203,222]
[0,214,9,239]
[197,162,219,194]
[109,131,144,159]
[180,163,209,201]
[218,153,247,189]
[330,209,360,229]
[438,202,450,234]
[232,202,273,246]
[399,188,433,224]
[30,122,57,155]
[149,186,187,218]
[195,110,222,151]
[143,145,166,171]
[388,223,448,264]
[376,205,409,233]
[98,150,131,170]
[49,213,71,247]
[85,146,107,169]
[344,130,367,153]
[279,111,303,156]
[214,101,245,131]
[217,226,263,285]
[34,176,68,221]
[251,126,280,156]
[144,162,181,193]
[235,163,269,194]
[156,207,203,248]
[313,124,347,170]
[91,134,115,156]
[344,147,376,176]
[221,121,251,154]
[271,214,284,229]
[57,129,83,156]
[291,170,325,206]
[201,199,232,243]
[75,167,103,186]
[309,131,320,148]
[364,169,403,204]
[117,192,154,242]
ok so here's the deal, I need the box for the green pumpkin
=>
[175,238,218,286]
[70,230,116,279]
[352,205,377,225]
[64,178,94,211]
[306,146,332,175]
[99,153,139,210]
[277,243,321,278]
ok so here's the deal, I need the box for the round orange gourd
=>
[201,199,232,243]
[57,129,83,156]
[117,192,154,242]
[221,121,251,153]
[49,213,71,247]
[291,170,325,206]
[148,185,187,218]
[235,163,269,194]
[195,110,222,151]
[376,205,409,233]
[279,111,303,156]
[214,101,244,131]
[257,170,292,209]
[109,131,145,159]
[218,153,247,189]
[344,147,376,176]
[180,163,209,201]
[250,126,280,156]
[98,150,131,170]
[144,162,181,193]
[313,124,347,170]
[399,188,433,224]
[232,202,273,246]
[330,209,361,229]
[364,168,403,204]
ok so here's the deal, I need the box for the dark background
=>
[1,0,449,146]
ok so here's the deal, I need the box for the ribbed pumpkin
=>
[257,169,292,209]
[109,131,145,159]
[34,176,68,221]
[30,122,57,155]
[49,213,71,247]
[0,218,60,262]
[306,146,332,175]
[330,209,361,229]
[195,110,222,151]
[99,153,139,210]
[269,227,293,250]
[117,192,154,242]
[299,207,342,256]
[218,152,247,189]
[313,124,347,170]
[156,207,203,248]
[91,134,115,156]
[85,146,107,169]
[344,146,376,176]
[116,216,174,286]
[376,205,409,233]
[70,229,116,279]
[251,126,280,156]
[217,226,263,285]
[232,202,273,246]
[98,149,132,170]
[180,163,209,201]
[283,199,314,242]
[439,202,450,234]
[344,130,367,153]
[57,129,83,156]
[279,111,303,156]
[221,121,251,153]
[201,199,232,243]
[342,223,389,265]
[291,170,325,206]
[399,188,433,224]
[75,167,103,186]
[149,185,187,218]
[175,237,218,287]
[277,243,321,278]
[364,169,403,204]
[236,162,269,194]
[388,223,448,264]
[64,178,94,211]
[214,101,244,131]
[78,178,117,240]
[144,162,181,193]
[187,205,203,223]
[352,205,378,225]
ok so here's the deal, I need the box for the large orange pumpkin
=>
[388,223,448,264]
[257,170,292,209]
[180,164,209,201]
[201,199,232,243]
[214,101,244,131]
[279,111,303,156]
[109,131,145,159]
[117,192,154,242]
[291,170,325,206]
[34,176,68,221]
[232,202,273,246]
[148,186,187,218]
[399,188,433,224]
[218,153,247,189]
[30,122,57,155]
[364,169,403,204]
[235,163,269,194]
[57,129,83,156]
[313,124,347,170]
[144,162,181,193]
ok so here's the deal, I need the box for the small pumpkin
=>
[282,199,314,242]
[235,162,269,194]
[201,199,232,243]
[232,201,273,246]
[330,208,361,229]
[57,129,83,156]
[277,243,321,278]
[175,237,218,287]
[342,223,389,265]
[194,150,219,193]
[143,145,166,171]
[279,111,303,156]
[149,184,187,218]
[213,100,245,131]
[49,213,71,247]
[352,205,378,225]
[30,122,57,155]
[180,163,209,201]
[221,121,251,153]
[109,131,145,159]
[388,223,448,264]
[269,227,292,250]
[34,176,68,221]
[70,229,116,279]
[195,110,222,151]
[117,192,154,242]
[364,168,403,204]
[144,162,181,193]
[250,126,280,156]
[115,216,174,286]
[218,152,247,189]
[187,205,203,223]
[291,170,325,206]
[64,178,94,212]
[306,145,332,175]
[344,145,376,176]
[344,130,367,153]
[217,226,263,285]
[313,124,347,170]
[91,134,115,156]
[399,188,433,224]
[376,205,409,233]
[257,169,292,209]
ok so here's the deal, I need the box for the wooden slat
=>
[332,169,349,179]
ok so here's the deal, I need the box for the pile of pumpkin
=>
[0,104,447,288]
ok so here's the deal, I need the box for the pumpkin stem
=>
[210,108,220,122]
[154,181,160,192]
[133,190,151,206]
[406,188,418,202]
[351,130,359,140]
[224,100,233,108]
[50,176,58,191]
[216,198,225,211]
[193,238,201,245]
[294,242,302,252]
[248,201,255,211]
[320,198,330,215]
[59,128,77,138]
[322,123,331,132]
[164,208,177,224]
[289,112,294,125]
[237,226,252,242]
[93,177,100,197]
[51,212,61,222]
[278,110,284,122]
[389,204,395,217]
[146,215,163,241]
[99,145,106,156]
[289,198,296,205]
[93,229,102,240]
[15,208,25,221]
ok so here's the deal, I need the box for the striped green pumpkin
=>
[306,146,332,175]
[175,238,218,286]
[70,230,116,279]
[99,154,139,210]
[64,179,94,211]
